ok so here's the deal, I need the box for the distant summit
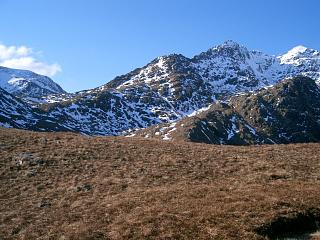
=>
[0,66,65,102]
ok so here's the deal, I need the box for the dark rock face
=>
[135,76,320,145]
[232,76,320,143]
[187,104,266,145]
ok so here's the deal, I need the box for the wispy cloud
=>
[0,43,61,77]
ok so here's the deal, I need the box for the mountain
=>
[133,76,320,145]
[1,41,320,138]
[0,87,37,129]
[0,87,72,132]
[38,41,320,136]
[0,66,65,101]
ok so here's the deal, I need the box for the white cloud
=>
[0,43,61,77]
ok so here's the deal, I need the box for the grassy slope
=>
[1,128,320,239]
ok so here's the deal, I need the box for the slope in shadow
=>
[256,209,320,239]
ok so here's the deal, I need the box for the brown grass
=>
[1,128,320,239]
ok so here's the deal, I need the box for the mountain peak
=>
[215,40,250,54]
[194,40,249,61]
[0,66,65,100]
[282,45,307,59]
[208,40,243,51]
[289,45,308,53]
[279,45,319,64]
[156,53,188,62]
[221,40,241,48]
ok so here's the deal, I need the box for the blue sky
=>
[0,0,319,92]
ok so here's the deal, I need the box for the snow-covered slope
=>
[1,41,320,137]
[278,45,320,83]
[0,66,65,101]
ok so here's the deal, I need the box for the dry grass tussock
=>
[1,128,320,239]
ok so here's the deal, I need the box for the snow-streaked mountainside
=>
[0,87,36,129]
[134,76,320,145]
[0,66,65,101]
[1,40,320,140]
[0,87,73,132]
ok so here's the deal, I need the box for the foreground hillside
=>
[1,128,320,239]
